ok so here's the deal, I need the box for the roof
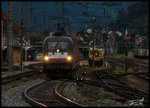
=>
[125,29,138,35]
[43,36,73,44]
[2,12,26,36]
[28,47,38,51]
[124,36,131,40]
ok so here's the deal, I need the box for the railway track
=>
[94,69,149,106]
[23,79,123,107]
[23,79,85,107]
[21,59,148,107]
[105,57,124,68]
[2,63,42,84]
[23,75,149,107]
[133,58,149,64]
[105,56,148,73]
[105,56,149,81]
[114,71,149,81]
[2,69,40,84]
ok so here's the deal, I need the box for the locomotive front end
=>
[43,36,74,78]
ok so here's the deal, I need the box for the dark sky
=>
[1,1,139,33]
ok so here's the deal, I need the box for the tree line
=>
[114,2,148,33]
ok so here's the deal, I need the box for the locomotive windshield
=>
[98,50,102,55]
[48,42,68,51]
[90,50,102,55]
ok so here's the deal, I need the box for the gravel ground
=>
[2,78,46,107]
[2,77,144,107]
[61,82,144,107]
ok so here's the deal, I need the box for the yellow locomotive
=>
[88,48,104,66]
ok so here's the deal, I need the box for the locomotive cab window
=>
[48,42,68,51]
[99,50,102,55]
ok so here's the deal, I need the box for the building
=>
[124,29,139,40]
[1,12,25,63]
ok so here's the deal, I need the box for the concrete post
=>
[8,1,13,71]
[20,2,24,71]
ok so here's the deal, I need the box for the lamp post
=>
[92,17,96,67]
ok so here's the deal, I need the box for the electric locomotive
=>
[43,32,80,78]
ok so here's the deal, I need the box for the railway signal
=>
[114,44,116,48]
[131,34,135,44]
[103,33,107,42]
[87,28,92,34]
[91,17,96,67]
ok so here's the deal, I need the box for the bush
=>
[11,82,19,88]
[127,68,134,73]
[113,68,125,74]
[116,54,126,58]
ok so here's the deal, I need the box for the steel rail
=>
[23,76,149,107]
[54,79,86,107]
[94,70,149,106]
[2,69,40,84]
[23,80,48,107]
[23,79,85,107]
[105,56,148,70]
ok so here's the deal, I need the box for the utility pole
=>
[92,17,96,67]
[24,6,27,62]
[29,2,34,44]
[8,1,13,71]
[1,20,3,63]
[67,17,71,34]
[57,23,60,32]
[48,15,50,32]
[30,2,33,34]
[14,2,18,25]
[61,1,65,33]
[6,10,9,66]
[43,14,46,39]
[20,2,24,71]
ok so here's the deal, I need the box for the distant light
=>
[87,28,92,33]
[92,17,96,23]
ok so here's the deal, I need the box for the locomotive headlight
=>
[57,49,59,52]
[44,56,49,61]
[67,56,72,61]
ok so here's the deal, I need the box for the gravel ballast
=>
[2,78,144,107]
[2,78,45,107]
[61,82,144,107]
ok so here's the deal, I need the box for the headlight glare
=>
[67,56,72,61]
[44,56,49,61]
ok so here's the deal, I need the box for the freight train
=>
[42,32,80,78]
